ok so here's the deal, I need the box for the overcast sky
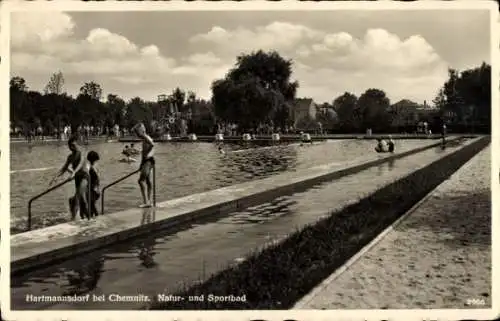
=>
[10,9,491,105]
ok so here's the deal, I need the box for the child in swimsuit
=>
[51,136,90,220]
[132,123,155,208]
[87,151,101,218]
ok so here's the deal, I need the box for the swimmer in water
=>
[121,145,136,162]
[133,122,155,208]
[218,145,225,154]
[122,144,130,155]
[129,143,139,155]
[51,136,90,220]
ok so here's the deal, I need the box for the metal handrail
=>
[27,172,92,231]
[101,165,156,214]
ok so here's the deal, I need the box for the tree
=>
[170,87,186,113]
[442,68,464,120]
[357,89,391,131]
[106,94,127,127]
[187,91,196,104]
[455,62,491,127]
[125,97,152,129]
[44,71,65,95]
[436,62,491,132]
[80,81,103,101]
[432,88,446,110]
[333,92,358,131]
[295,114,318,131]
[316,107,338,132]
[10,77,29,127]
[211,50,299,131]
[10,76,28,91]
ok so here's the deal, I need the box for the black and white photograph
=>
[1,1,497,319]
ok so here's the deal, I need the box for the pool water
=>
[10,139,433,233]
[10,142,462,310]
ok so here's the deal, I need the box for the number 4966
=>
[467,298,486,306]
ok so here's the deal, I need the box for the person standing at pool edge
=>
[133,122,155,208]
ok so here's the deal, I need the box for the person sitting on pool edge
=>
[375,138,389,153]
[133,122,155,208]
[387,135,395,153]
[50,136,90,220]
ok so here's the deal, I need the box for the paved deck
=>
[11,138,449,274]
[295,144,491,310]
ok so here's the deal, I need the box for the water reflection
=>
[140,207,156,226]
[377,158,397,176]
[63,257,105,296]
[138,236,158,269]
[388,158,395,170]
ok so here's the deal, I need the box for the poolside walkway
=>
[295,145,491,309]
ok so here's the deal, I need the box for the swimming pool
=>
[10,139,433,233]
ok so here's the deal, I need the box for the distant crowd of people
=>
[11,123,131,143]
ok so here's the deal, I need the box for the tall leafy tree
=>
[80,81,103,101]
[357,89,391,131]
[211,50,299,131]
[333,92,358,131]
[435,62,490,131]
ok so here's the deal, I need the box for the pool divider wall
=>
[10,137,470,275]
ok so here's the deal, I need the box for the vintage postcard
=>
[0,1,498,321]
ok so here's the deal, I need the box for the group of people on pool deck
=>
[49,123,156,220]
[375,136,395,153]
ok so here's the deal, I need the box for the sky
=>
[10,9,491,105]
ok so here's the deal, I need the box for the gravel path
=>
[297,145,491,309]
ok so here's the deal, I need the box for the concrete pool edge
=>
[10,137,466,275]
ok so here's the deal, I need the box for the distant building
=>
[388,99,437,128]
[289,98,317,127]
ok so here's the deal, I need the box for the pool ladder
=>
[27,173,92,232]
[26,166,156,231]
[100,165,156,215]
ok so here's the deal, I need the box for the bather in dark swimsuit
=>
[70,150,87,188]
[140,156,155,168]
[88,167,100,217]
